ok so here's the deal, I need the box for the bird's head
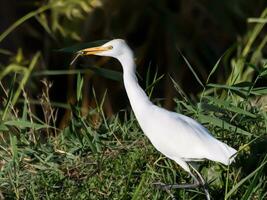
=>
[78,39,131,59]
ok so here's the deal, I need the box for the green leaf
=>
[225,155,267,199]
[206,45,235,85]
[206,56,222,84]
[10,135,18,163]
[246,63,260,73]
[2,73,16,120]
[12,52,40,105]
[232,81,253,88]
[178,51,204,88]
[76,73,84,101]
[198,114,252,136]
[0,64,26,81]
[0,4,53,43]
[82,65,123,82]
[170,76,191,104]
[207,83,248,98]
[146,74,164,97]
[203,96,257,118]
[32,67,123,82]
[0,124,9,131]
[4,120,48,130]
[132,173,148,200]
[241,160,265,200]
[56,40,110,53]
[251,87,267,95]
[200,102,226,113]
[259,67,267,77]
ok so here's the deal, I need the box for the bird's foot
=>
[152,182,178,200]
[153,181,200,190]
[153,181,210,200]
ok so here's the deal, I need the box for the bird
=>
[77,39,237,200]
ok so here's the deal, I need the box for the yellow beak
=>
[79,45,112,55]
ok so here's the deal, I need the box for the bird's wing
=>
[171,111,237,164]
[143,105,236,164]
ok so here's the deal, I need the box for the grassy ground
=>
[0,3,267,200]
[1,65,267,199]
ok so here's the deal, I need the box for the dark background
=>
[0,0,266,126]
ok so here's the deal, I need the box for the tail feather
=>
[226,146,237,164]
[207,141,237,165]
[218,142,237,165]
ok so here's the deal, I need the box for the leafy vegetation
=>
[0,1,267,200]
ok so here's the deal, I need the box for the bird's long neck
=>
[118,54,153,119]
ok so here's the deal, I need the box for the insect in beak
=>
[70,46,112,65]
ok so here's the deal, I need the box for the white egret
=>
[78,39,237,200]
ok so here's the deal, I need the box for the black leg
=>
[152,172,200,200]
[153,168,211,200]
[190,165,210,200]
[153,181,200,189]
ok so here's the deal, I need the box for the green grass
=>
[0,3,267,200]
[1,66,267,199]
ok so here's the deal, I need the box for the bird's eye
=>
[108,45,113,50]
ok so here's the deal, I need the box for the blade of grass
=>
[0,64,27,81]
[2,73,16,120]
[17,98,71,110]
[203,96,256,118]
[132,173,148,200]
[225,155,267,199]
[206,45,236,85]
[206,56,222,84]
[32,67,123,82]
[170,76,191,104]
[146,73,164,98]
[4,120,49,130]
[198,114,252,136]
[241,166,265,200]
[242,8,267,57]
[177,50,204,88]
[12,52,40,105]
[10,135,18,164]
[0,4,53,43]
[76,73,84,102]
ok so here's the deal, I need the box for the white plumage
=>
[80,39,237,199]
